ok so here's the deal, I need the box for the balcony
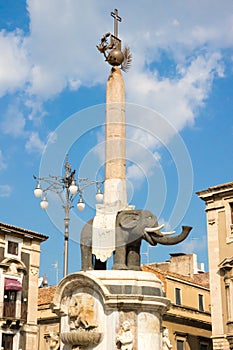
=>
[3,301,16,319]
[0,301,27,322]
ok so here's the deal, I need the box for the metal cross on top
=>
[111,9,122,39]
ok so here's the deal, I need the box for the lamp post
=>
[33,153,104,277]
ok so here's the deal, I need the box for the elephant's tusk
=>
[144,224,165,233]
[160,231,176,236]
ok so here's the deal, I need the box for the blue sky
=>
[0,0,233,285]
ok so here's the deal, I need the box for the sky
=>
[0,0,233,285]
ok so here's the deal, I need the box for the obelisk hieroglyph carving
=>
[93,9,132,262]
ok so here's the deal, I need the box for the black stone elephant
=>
[80,218,107,271]
[80,209,192,271]
[112,210,192,271]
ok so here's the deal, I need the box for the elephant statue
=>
[80,209,192,271]
[112,210,192,271]
[80,219,106,271]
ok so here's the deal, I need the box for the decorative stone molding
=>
[30,267,38,276]
[0,258,27,275]
[208,219,216,225]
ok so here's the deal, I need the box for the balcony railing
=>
[0,301,27,321]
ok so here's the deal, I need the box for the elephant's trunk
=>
[150,226,192,245]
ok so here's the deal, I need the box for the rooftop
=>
[38,286,56,309]
[143,264,209,289]
[0,221,48,241]
[197,181,233,198]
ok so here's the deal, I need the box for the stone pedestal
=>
[51,271,170,350]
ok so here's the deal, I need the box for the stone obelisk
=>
[52,10,170,350]
[92,9,132,262]
[104,66,127,206]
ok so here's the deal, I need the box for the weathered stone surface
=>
[52,270,170,349]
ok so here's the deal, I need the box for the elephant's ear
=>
[119,212,140,229]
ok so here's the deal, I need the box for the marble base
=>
[52,270,170,350]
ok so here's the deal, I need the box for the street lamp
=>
[33,153,104,277]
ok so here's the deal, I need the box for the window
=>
[5,235,22,259]
[7,241,18,255]
[230,203,233,224]
[2,333,14,350]
[3,291,17,318]
[175,287,181,305]
[177,339,184,350]
[226,284,232,320]
[198,294,204,311]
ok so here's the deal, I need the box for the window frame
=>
[224,199,233,243]
[198,293,204,312]
[175,333,187,350]
[7,241,19,256]
[177,339,184,350]
[175,287,182,305]
[5,235,22,259]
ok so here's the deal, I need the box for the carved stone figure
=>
[80,210,192,271]
[60,294,102,348]
[46,332,60,350]
[162,328,172,350]
[116,320,133,350]
[68,295,98,330]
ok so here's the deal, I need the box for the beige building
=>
[143,253,212,350]
[37,253,212,350]
[0,222,47,350]
[37,286,58,349]
[197,181,233,350]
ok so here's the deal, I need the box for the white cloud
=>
[25,132,45,154]
[0,185,12,197]
[0,0,232,177]
[1,105,26,137]
[25,99,47,122]
[0,151,7,170]
[0,1,232,105]
[0,29,29,97]
[126,52,223,132]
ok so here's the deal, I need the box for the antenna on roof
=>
[52,261,59,285]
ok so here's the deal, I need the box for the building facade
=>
[197,181,233,350]
[0,222,47,350]
[143,253,212,350]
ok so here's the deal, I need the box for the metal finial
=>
[111,9,122,39]
[96,8,132,72]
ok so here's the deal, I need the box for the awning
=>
[4,278,22,291]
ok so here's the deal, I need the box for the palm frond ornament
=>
[121,46,132,72]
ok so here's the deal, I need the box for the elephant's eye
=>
[148,216,152,219]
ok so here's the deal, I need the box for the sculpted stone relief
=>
[46,332,60,350]
[68,294,98,331]
[116,320,133,350]
[60,293,102,348]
